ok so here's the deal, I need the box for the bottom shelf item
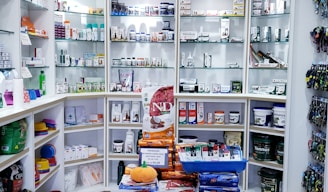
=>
[180,159,247,173]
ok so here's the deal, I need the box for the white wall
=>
[287,0,325,191]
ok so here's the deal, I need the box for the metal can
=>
[262,26,271,42]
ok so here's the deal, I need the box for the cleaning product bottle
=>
[136,130,142,154]
[124,129,135,153]
[39,70,46,95]
[187,52,194,67]
[117,160,125,185]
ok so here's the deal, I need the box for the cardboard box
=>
[179,102,187,124]
[188,102,197,124]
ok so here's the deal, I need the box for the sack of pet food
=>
[0,119,27,154]
[0,161,23,192]
[141,85,175,140]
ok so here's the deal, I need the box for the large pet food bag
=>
[0,119,27,154]
[142,85,175,140]
[0,161,23,192]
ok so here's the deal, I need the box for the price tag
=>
[21,67,32,78]
[140,148,168,168]
[20,32,31,45]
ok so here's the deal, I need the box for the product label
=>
[179,102,187,124]
[188,102,197,124]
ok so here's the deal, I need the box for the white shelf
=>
[0,148,29,172]
[34,130,60,149]
[248,157,284,171]
[108,123,142,130]
[35,164,60,191]
[250,125,285,137]
[108,153,139,161]
[64,123,104,133]
[64,154,104,167]
[178,123,245,131]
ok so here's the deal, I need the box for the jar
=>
[129,30,136,41]
[168,3,174,15]
[113,140,124,153]
[140,32,146,41]
[229,111,240,124]
[214,111,225,124]
[136,33,140,41]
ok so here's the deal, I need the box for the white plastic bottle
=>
[86,24,92,41]
[124,129,135,153]
[100,23,105,41]
[92,23,98,41]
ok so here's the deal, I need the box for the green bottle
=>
[39,70,46,95]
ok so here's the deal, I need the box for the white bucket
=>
[253,108,273,126]
[273,106,286,128]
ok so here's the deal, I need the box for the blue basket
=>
[180,159,247,173]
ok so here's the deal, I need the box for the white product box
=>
[188,102,197,124]
[221,18,230,42]
[180,4,191,10]
[88,147,98,157]
[80,145,89,159]
[72,145,82,160]
[179,102,187,124]
[197,102,204,124]
[180,0,191,4]
[64,146,72,161]
[112,103,122,123]
[180,9,192,16]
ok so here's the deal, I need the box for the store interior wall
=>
[287,0,325,191]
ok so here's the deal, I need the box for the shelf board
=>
[250,125,285,137]
[28,32,48,39]
[111,40,174,43]
[26,65,49,68]
[249,66,287,70]
[181,15,244,18]
[34,130,60,149]
[64,92,107,100]
[55,38,104,42]
[111,14,174,18]
[0,148,29,172]
[107,92,142,99]
[248,157,284,171]
[175,93,246,101]
[247,94,286,103]
[179,67,243,70]
[178,123,244,131]
[251,12,290,18]
[0,68,15,71]
[64,155,104,167]
[72,183,106,192]
[108,123,142,130]
[111,66,174,69]
[180,41,244,44]
[0,29,14,34]
[64,123,104,133]
[108,153,139,161]
[35,165,60,190]
[250,41,289,44]
[56,65,104,68]
[55,10,104,17]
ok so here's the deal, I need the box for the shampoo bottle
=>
[39,70,46,95]
[124,129,135,153]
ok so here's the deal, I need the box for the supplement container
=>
[253,107,272,126]
[272,103,286,128]
[252,133,275,161]
[229,111,240,124]
[258,168,282,192]
[275,139,284,164]
[214,111,225,124]
[113,140,124,153]
[100,23,105,41]
[92,23,98,41]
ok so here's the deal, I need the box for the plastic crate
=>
[180,159,247,173]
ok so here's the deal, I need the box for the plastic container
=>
[275,140,284,164]
[253,107,272,126]
[214,111,225,124]
[92,23,98,41]
[100,23,105,41]
[258,168,282,192]
[39,70,46,96]
[229,111,240,124]
[180,159,247,173]
[113,140,124,153]
[273,104,286,128]
[252,133,275,161]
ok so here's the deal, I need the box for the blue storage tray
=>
[180,159,247,173]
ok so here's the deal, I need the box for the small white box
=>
[180,0,191,4]
[73,145,82,160]
[197,102,204,124]
[80,145,89,159]
[180,9,191,16]
[180,4,191,10]
[88,147,98,157]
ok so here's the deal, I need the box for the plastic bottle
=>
[86,24,92,41]
[187,52,194,67]
[92,23,98,41]
[64,20,70,39]
[100,23,105,41]
[39,70,46,95]
[117,160,125,185]
[124,129,135,153]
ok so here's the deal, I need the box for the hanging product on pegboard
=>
[308,131,326,162]
[307,96,328,127]
[312,0,328,18]
[309,26,328,53]
[302,164,324,192]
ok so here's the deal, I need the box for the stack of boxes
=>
[180,0,191,16]
[0,43,12,69]
[233,0,245,16]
